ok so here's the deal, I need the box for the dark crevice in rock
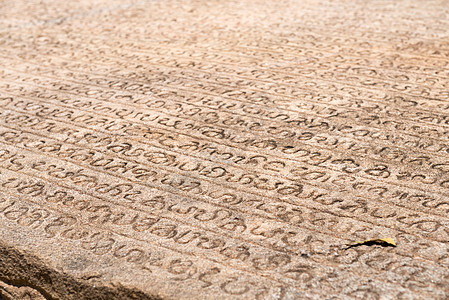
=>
[0,275,53,300]
[0,241,161,300]
[0,278,49,300]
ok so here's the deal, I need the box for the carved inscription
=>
[0,0,448,299]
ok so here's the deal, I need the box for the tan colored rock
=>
[0,0,449,299]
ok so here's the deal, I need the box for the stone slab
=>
[0,0,449,299]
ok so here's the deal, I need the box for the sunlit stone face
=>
[0,0,448,299]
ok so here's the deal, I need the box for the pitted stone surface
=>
[1,0,449,299]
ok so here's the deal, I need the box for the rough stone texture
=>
[1,0,449,299]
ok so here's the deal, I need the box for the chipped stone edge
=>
[0,240,162,300]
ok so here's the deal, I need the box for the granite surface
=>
[1,0,449,299]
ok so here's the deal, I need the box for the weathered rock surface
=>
[1,0,449,299]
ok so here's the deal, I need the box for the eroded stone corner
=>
[0,241,161,300]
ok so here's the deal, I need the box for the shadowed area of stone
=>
[0,0,449,299]
[0,241,158,300]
